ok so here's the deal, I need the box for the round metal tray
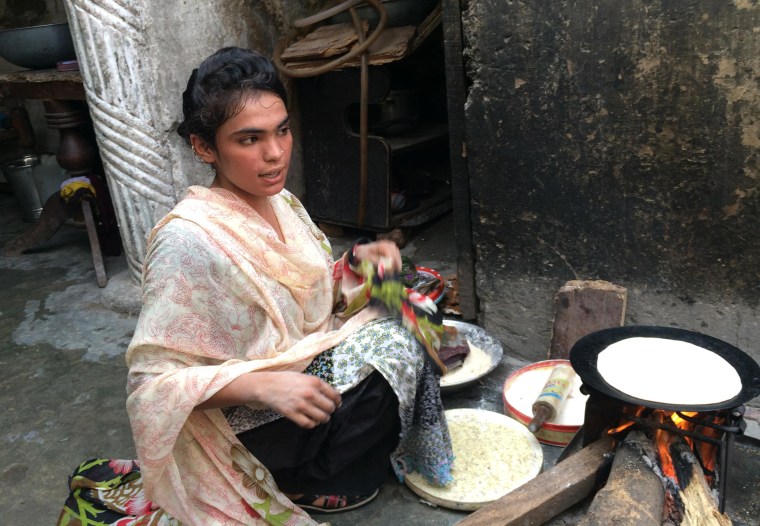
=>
[439,320,503,394]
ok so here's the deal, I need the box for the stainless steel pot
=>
[2,155,42,222]
[1,153,68,222]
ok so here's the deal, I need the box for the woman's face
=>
[193,91,292,209]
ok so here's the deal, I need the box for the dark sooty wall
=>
[463,0,760,302]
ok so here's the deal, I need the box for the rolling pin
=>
[527,363,576,433]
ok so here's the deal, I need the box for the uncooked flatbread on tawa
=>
[596,337,742,405]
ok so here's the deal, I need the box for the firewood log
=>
[669,438,732,526]
[456,435,615,526]
[579,431,665,526]
[549,280,627,359]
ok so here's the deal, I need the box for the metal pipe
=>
[349,7,369,227]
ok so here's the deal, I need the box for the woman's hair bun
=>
[176,47,287,147]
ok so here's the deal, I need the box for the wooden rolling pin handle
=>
[528,404,553,433]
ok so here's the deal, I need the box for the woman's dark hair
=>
[176,47,287,148]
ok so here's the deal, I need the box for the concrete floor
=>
[1,190,759,525]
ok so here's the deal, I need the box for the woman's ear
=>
[189,135,217,164]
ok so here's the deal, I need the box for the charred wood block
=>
[668,438,731,526]
[550,280,627,359]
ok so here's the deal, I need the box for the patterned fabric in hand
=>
[363,258,446,374]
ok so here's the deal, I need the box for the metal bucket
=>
[1,154,67,222]
[2,155,42,222]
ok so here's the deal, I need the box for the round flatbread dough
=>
[405,409,542,510]
[597,337,742,405]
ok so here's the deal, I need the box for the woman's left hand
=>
[353,240,402,273]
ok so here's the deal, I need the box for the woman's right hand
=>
[197,370,342,429]
[353,239,402,272]
[254,371,342,428]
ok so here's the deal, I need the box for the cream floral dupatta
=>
[126,186,379,525]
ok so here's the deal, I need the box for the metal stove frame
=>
[578,386,747,512]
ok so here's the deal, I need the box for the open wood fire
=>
[576,389,743,525]
[458,326,759,526]
[458,390,746,526]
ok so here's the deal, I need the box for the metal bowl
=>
[439,320,504,394]
[0,23,76,70]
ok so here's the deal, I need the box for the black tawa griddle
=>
[569,325,760,412]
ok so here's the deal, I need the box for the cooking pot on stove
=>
[569,326,760,412]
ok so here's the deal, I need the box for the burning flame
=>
[608,408,723,486]
[670,412,697,427]
[655,413,678,479]
[607,405,646,435]
[656,411,709,480]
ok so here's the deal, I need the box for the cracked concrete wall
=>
[462,0,760,365]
